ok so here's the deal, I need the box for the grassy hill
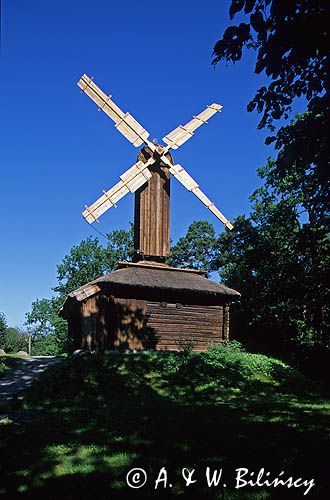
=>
[0,343,329,499]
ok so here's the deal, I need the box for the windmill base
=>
[60,261,240,352]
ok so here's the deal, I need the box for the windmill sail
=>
[78,74,150,147]
[162,103,222,150]
[78,73,233,229]
[83,159,154,223]
[168,163,233,229]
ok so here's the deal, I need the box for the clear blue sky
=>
[1,0,273,326]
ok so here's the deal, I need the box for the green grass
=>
[0,354,30,378]
[0,343,329,499]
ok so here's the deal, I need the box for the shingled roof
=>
[62,261,240,308]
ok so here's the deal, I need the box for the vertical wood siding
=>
[134,150,171,259]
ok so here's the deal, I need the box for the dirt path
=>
[0,356,62,407]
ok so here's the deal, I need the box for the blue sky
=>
[0,0,274,326]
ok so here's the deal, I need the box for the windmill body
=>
[134,146,172,261]
[60,74,240,352]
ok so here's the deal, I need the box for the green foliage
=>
[206,341,305,387]
[0,357,13,377]
[213,0,328,130]
[1,350,328,498]
[32,334,62,356]
[25,298,56,338]
[25,297,67,355]
[168,220,218,271]
[54,237,112,297]
[261,100,329,226]
[106,225,135,268]
[216,195,329,353]
[212,0,329,359]
[25,226,134,354]
[0,320,28,354]
[3,327,28,354]
[146,342,306,394]
[0,312,7,349]
[54,226,134,297]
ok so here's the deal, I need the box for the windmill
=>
[60,75,240,352]
[78,74,233,262]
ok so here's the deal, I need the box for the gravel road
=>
[0,356,61,407]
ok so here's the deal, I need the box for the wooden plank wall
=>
[80,295,110,350]
[223,304,230,341]
[112,298,149,350]
[113,298,226,351]
[72,296,229,351]
[146,301,225,351]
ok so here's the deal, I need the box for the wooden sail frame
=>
[78,74,150,148]
[78,74,234,242]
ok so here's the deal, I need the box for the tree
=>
[25,297,68,354]
[213,0,328,129]
[216,192,329,353]
[1,313,29,353]
[168,221,218,272]
[25,226,134,354]
[250,109,330,347]
[53,237,110,297]
[3,327,28,354]
[212,1,329,357]
[25,298,55,339]
[213,1,329,229]
[0,312,7,350]
[54,226,134,296]
[213,1,329,231]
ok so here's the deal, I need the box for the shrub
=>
[32,334,62,356]
[3,327,28,353]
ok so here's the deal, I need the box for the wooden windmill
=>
[60,75,240,353]
[78,74,233,262]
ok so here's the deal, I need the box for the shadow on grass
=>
[0,356,26,378]
[0,353,329,499]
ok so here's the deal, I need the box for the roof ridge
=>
[117,260,207,275]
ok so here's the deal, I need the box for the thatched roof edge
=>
[63,265,240,305]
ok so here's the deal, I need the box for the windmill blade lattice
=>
[78,74,150,148]
[83,157,155,223]
[78,73,233,233]
[160,155,233,229]
[162,103,222,150]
